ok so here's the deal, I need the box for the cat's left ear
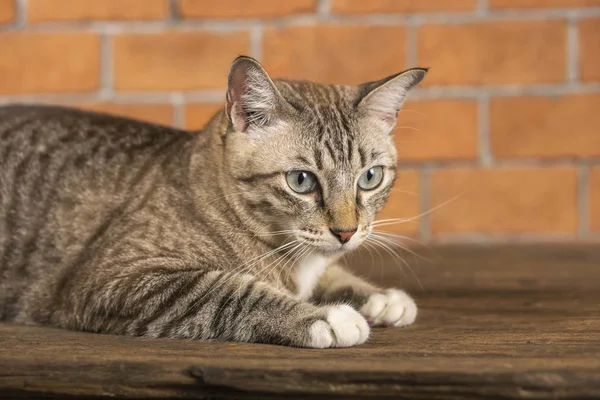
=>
[226,56,282,133]
[357,68,428,131]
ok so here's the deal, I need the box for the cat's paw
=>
[308,304,370,348]
[360,289,417,327]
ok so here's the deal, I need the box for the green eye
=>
[358,166,384,190]
[286,171,317,193]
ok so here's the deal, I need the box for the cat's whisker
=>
[398,109,427,118]
[391,125,421,133]
[368,234,425,291]
[219,237,304,292]
[274,241,309,289]
[238,241,299,270]
[244,240,308,303]
[283,244,313,287]
[360,239,386,285]
[371,231,419,251]
[356,241,377,282]
[364,235,405,284]
[367,235,410,278]
[214,241,306,322]
[182,240,301,315]
[368,236,392,285]
[260,241,306,283]
[372,217,414,224]
[371,231,432,262]
[372,194,462,228]
[235,241,303,279]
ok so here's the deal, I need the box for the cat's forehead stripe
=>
[276,80,366,169]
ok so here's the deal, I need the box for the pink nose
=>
[330,228,357,244]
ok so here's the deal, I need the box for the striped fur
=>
[0,56,426,347]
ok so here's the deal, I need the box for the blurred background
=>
[0,0,598,244]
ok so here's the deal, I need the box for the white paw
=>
[360,289,418,327]
[308,305,370,348]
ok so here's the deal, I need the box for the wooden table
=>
[1,244,599,399]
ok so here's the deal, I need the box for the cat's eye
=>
[358,166,384,190]
[286,171,317,194]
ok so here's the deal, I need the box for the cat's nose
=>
[329,228,357,244]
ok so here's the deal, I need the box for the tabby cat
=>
[0,56,426,348]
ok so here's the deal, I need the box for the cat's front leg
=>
[62,264,369,348]
[312,264,418,327]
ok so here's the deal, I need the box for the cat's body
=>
[0,57,426,347]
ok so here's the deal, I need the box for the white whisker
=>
[369,237,421,288]
[181,240,300,316]
[368,234,425,291]
[370,231,430,262]
[398,109,427,118]
[391,125,421,133]
[372,194,462,227]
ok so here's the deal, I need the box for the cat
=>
[0,56,427,348]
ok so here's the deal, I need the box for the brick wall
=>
[0,0,599,244]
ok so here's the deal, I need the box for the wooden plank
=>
[345,243,600,292]
[1,244,599,399]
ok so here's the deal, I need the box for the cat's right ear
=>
[226,56,282,133]
[357,68,428,132]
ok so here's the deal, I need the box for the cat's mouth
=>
[294,234,365,255]
[293,226,370,252]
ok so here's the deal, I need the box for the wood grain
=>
[1,244,599,399]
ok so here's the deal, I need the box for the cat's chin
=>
[309,241,362,256]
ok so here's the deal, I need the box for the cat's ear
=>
[357,68,428,131]
[226,56,282,133]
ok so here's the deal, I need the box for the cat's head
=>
[222,56,426,254]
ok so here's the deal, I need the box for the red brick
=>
[491,94,600,159]
[374,170,421,234]
[76,103,174,126]
[396,99,478,161]
[0,33,99,94]
[332,0,476,14]
[113,32,250,91]
[431,167,578,233]
[179,0,316,18]
[28,0,169,22]
[185,103,223,130]
[591,167,600,232]
[580,18,600,82]
[490,0,600,8]
[263,25,406,85]
[0,0,15,23]
[417,21,566,86]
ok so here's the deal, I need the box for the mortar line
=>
[395,158,598,169]
[250,25,264,61]
[477,95,493,167]
[15,0,26,28]
[171,93,185,129]
[430,232,584,245]
[476,0,489,14]
[4,82,599,103]
[567,16,580,83]
[409,83,600,99]
[419,166,432,242]
[405,23,418,68]
[578,164,590,238]
[168,0,181,21]
[317,0,331,17]
[98,31,113,101]
[7,7,600,33]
